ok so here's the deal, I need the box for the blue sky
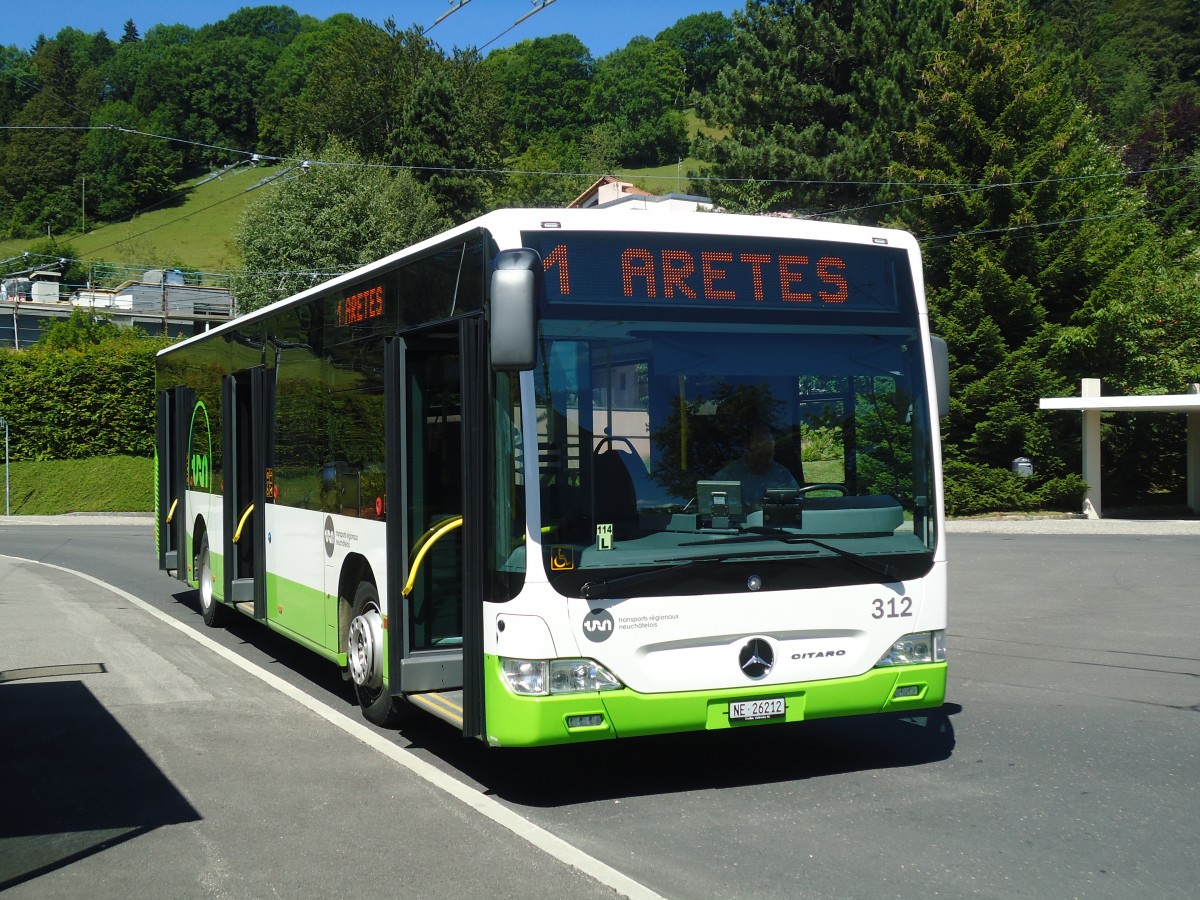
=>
[7,1,743,58]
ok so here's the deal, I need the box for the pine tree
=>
[890,0,1200,512]
[695,0,951,218]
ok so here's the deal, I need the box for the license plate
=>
[729,697,786,722]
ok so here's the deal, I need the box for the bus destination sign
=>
[520,231,909,314]
[335,283,385,328]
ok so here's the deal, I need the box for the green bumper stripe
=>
[193,547,341,662]
[483,654,947,748]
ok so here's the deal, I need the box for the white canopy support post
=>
[1081,378,1102,519]
[1039,379,1200,520]
[1188,384,1200,515]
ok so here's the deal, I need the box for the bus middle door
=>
[222,367,272,619]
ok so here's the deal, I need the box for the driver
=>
[715,423,800,505]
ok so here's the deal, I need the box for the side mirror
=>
[490,248,540,372]
[930,335,950,418]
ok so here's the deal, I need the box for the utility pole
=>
[0,416,9,516]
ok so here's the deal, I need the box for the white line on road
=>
[1,554,663,900]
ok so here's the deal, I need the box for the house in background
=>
[1,267,233,349]
[568,175,712,211]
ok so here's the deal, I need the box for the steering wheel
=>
[798,483,849,496]
[595,435,638,455]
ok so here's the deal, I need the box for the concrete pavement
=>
[946,513,1200,535]
[0,552,629,899]
[0,511,1195,897]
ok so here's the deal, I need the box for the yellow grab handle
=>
[403,516,463,596]
[165,498,179,524]
[232,503,255,544]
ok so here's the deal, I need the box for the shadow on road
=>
[0,680,201,891]
[402,703,960,808]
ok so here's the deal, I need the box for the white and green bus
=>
[156,207,949,747]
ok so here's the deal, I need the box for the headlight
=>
[874,631,946,667]
[550,659,622,694]
[501,658,546,694]
[500,657,622,695]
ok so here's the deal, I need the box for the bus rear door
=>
[156,386,193,579]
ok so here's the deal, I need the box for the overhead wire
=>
[6,0,1198,249]
[429,1,475,30]
[8,120,1198,196]
[476,0,561,52]
[5,55,1200,271]
[5,116,1196,271]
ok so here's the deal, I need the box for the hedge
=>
[0,337,170,461]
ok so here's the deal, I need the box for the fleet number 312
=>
[871,597,913,619]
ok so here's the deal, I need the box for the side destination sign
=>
[520,231,910,313]
[335,283,386,328]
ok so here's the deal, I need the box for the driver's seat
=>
[593,442,640,539]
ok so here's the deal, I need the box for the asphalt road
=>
[1,516,1197,899]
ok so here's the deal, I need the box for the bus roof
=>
[159,208,921,357]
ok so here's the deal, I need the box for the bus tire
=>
[197,533,228,627]
[347,582,407,727]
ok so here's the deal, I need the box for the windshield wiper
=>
[580,558,713,599]
[681,528,899,582]
[578,547,820,602]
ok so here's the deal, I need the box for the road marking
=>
[1,555,663,900]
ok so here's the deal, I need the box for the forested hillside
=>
[2,0,1199,513]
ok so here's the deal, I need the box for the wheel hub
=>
[347,608,384,690]
[198,548,213,611]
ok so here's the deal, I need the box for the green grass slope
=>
[0,165,279,273]
[617,110,726,196]
[1,456,153,515]
[1,111,727,274]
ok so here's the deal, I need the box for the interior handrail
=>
[232,503,255,544]
[403,515,463,597]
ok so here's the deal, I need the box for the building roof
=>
[568,175,656,209]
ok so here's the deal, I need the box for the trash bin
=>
[1011,456,1034,477]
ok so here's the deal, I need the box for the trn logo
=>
[581,608,615,643]
[323,516,336,557]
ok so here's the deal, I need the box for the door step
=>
[406,690,464,728]
[235,601,255,616]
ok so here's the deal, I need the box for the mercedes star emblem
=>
[739,638,774,679]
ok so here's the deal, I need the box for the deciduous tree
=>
[589,37,689,167]
[234,141,451,312]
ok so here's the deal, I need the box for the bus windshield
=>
[525,232,938,597]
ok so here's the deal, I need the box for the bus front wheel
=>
[347,582,406,727]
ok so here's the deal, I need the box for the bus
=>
[155,207,949,747]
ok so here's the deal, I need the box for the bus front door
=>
[156,386,193,579]
[222,368,271,619]
[385,319,486,739]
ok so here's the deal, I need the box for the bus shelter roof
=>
[1040,393,1200,413]
[1039,380,1200,518]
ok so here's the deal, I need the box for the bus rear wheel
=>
[347,582,406,727]
[197,533,227,627]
